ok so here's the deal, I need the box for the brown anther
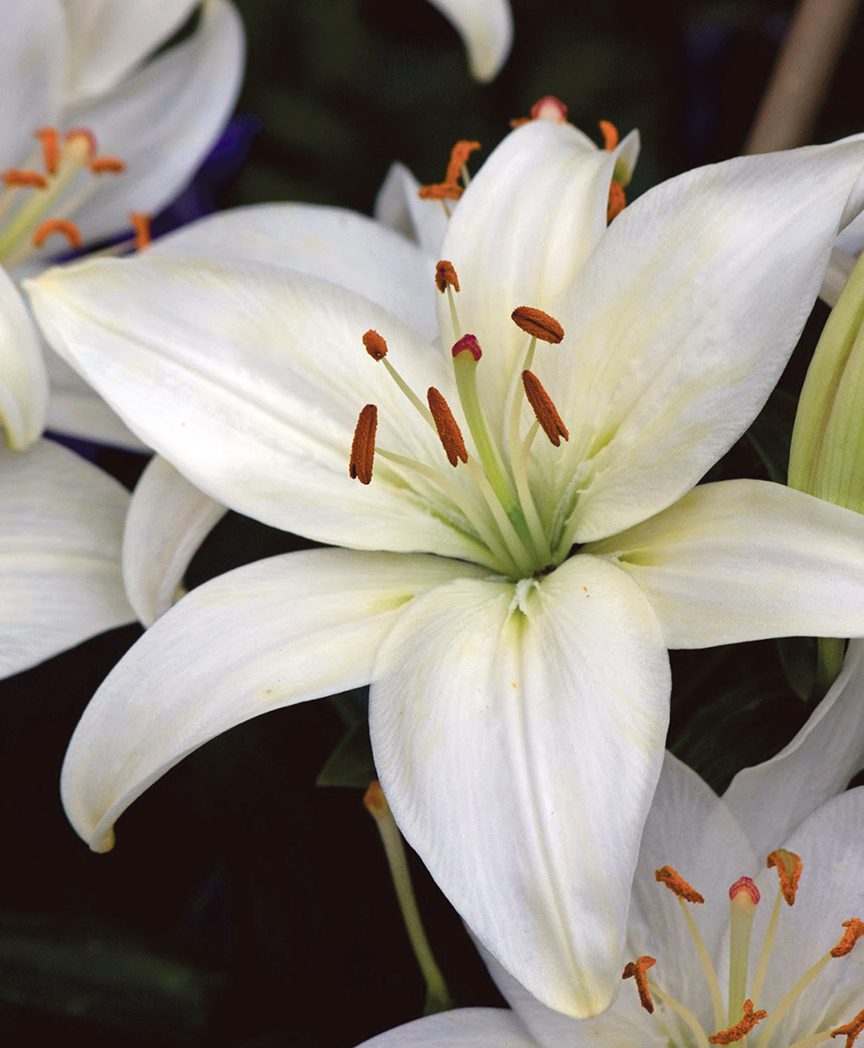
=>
[607,180,626,222]
[362,330,388,361]
[349,404,377,485]
[34,128,59,174]
[831,919,864,958]
[64,128,98,157]
[655,865,705,904]
[511,306,564,344]
[766,849,802,906]
[2,169,48,189]
[621,956,655,1014]
[729,876,760,905]
[130,212,151,251]
[709,1000,767,1045]
[522,370,569,446]
[435,260,460,293]
[89,156,126,174]
[452,334,482,361]
[32,219,83,250]
[832,1008,864,1048]
[363,780,388,817]
[419,141,481,201]
[427,387,468,466]
[599,119,619,151]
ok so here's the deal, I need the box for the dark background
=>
[2,0,863,1044]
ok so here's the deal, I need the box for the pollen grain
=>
[522,370,569,446]
[655,865,705,904]
[427,387,468,466]
[349,404,378,485]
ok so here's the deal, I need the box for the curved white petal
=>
[820,246,856,307]
[64,0,244,241]
[371,555,670,1018]
[28,258,481,561]
[375,162,449,258]
[61,549,481,852]
[356,1007,537,1048]
[62,0,200,103]
[150,204,438,342]
[0,439,133,677]
[0,267,49,449]
[723,639,864,854]
[552,137,864,542]
[123,454,226,626]
[425,0,513,81]
[586,480,864,647]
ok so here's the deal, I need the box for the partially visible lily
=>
[425,0,513,81]
[0,0,244,447]
[26,119,864,1017]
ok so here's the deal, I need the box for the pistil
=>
[727,877,760,1023]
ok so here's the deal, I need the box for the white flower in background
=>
[354,644,864,1047]
[426,0,513,81]
[0,0,244,448]
[26,119,864,1017]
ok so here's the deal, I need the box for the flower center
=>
[622,853,864,1048]
[0,127,149,269]
[348,260,576,579]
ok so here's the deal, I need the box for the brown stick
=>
[743,0,862,154]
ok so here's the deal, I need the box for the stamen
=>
[436,260,460,293]
[418,141,480,201]
[35,128,59,174]
[767,849,803,905]
[832,1008,864,1048]
[607,180,627,222]
[622,955,655,1014]
[709,1000,768,1045]
[599,119,619,150]
[831,919,864,957]
[427,387,468,466]
[32,218,82,250]
[511,306,564,344]
[2,170,48,189]
[130,212,151,251]
[89,156,126,174]
[655,865,705,904]
[349,404,377,484]
[522,370,569,446]
[363,329,389,360]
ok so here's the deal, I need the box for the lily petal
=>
[0,439,133,677]
[586,480,864,647]
[375,161,449,258]
[122,454,226,626]
[356,1007,537,1047]
[371,555,669,1018]
[60,548,483,852]
[553,137,864,542]
[724,639,864,855]
[425,0,513,82]
[0,266,49,449]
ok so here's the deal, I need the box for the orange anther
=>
[622,955,655,1014]
[831,919,864,958]
[34,128,59,174]
[522,370,569,446]
[419,140,480,201]
[363,780,388,817]
[511,306,564,344]
[362,330,388,361]
[427,387,468,467]
[767,849,802,906]
[599,119,619,151]
[130,212,151,251]
[709,1000,767,1044]
[435,260,460,293]
[655,865,705,904]
[89,156,126,174]
[832,1008,864,1048]
[2,169,48,189]
[349,404,377,485]
[32,219,83,251]
[607,180,627,222]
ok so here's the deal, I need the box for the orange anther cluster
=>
[511,306,564,344]
[622,955,655,1014]
[522,370,569,446]
[599,119,619,151]
[90,156,126,175]
[362,329,389,361]
[607,180,627,222]
[655,865,705,904]
[831,919,864,958]
[35,127,60,174]
[419,140,481,201]
[427,387,468,466]
[32,219,83,250]
[435,260,460,293]
[130,212,151,251]
[767,849,803,906]
[363,779,388,816]
[2,170,48,189]
[349,404,377,485]
[708,1000,767,1045]
[832,1008,864,1048]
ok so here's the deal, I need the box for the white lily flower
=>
[0,0,244,448]
[26,119,864,1017]
[425,0,513,81]
[353,653,864,1047]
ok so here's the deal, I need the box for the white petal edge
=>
[425,0,513,81]
[371,555,670,1018]
[355,1007,537,1048]
[60,548,485,852]
[374,162,449,258]
[123,454,226,626]
[0,267,49,449]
